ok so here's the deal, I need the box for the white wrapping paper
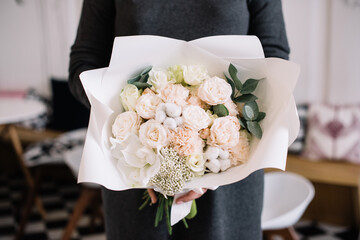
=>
[78,35,300,225]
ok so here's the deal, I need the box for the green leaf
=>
[224,73,235,99]
[140,66,152,76]
[247,121,263,139]
[242,101,259,121]
[213,104,229,117]
[228,64,242,91]
[256,112,266,122]
[155,197,164,227]
[139,74,150,83]
[132,82,152,89]
[127,75,141,84]
[233,94,258,103]
[240,79,260,94]
[238,117,246,129]
[186,200,197,219]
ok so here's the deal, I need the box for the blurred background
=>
[0,0,359,239]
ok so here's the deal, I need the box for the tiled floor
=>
[0,172,358,240]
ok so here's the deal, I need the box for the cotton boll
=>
[219,159,231,172]
[205,159,221,173]
[155,109,166,123]
[165,102,182,118]
[218,149,230,160]
[163,117,177,130]
[157,103,166,112]
[174,117,183,126]
[205,146,220,160]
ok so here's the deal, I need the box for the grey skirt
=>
[102,169,264,240]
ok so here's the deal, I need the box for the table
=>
[0,97,47,238]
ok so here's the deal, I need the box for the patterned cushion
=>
[288,104,308,155]
[302,103,360,164]
[24,128,87,167]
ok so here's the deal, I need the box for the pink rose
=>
[197,77,232,105]
[160,83,189,106]
[170,127,204,156]
[135,94,162,119]
[207,116,240,149]
[112,111,142,141]
[139,120,169,149]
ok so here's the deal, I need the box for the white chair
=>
[262,172,315,240]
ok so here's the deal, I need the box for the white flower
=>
[208,116,240,149]
[197,77,232,105]
[112,111,142,141]
[183,65,209,86]
[182,105,211,131]
[139,119,169,149]
[135,94,162,119]
[168,64,185,83]
[120,84,141,111]
[186,153,206,174]
[147,68,173,92]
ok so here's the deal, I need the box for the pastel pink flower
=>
[170,127,204,156]
[207,116,240,149]
[229,130,250,166]
[224,99,239,116]
[197,77,232,105]
[186,94,209,109]
[159,83,189,107]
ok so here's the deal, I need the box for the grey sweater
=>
[69,1,289,239]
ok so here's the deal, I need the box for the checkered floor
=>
[0,172,358,240]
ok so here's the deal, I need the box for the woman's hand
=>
[147,188,208,204]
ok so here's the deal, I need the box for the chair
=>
[15,128,89,239]
[262,172,315,240]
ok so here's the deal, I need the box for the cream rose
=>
[197,77,232,105]
[120,84,141,111]
[224,99,239,116]
[112,111,142,141]
[183,65,209,86]
[182,105,211,131]
[186,153,206,175]
[135,94,162,119]
[147,68,173,92]
[139,120,169,149]
[208,116,240,149]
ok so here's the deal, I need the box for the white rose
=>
[197,77,232,105]
[182,105,211,131]
[120,84,141,111]
[139,120,169,149]
[183,65,209,86]
[112,111,142,141]
[135,94,162,119]
[208,116,240,149]
[186,153,206,175]
[147,68,173,92]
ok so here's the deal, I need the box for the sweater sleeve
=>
[68,0,115,108]
[247,0,290,59]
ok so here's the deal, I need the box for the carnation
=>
[170,127,204,156]
[229,130,251,166]
[159,83,189,107]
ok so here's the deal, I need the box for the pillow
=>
[48,78,90,131]
[302,103,360,164]
[288,104,308,155]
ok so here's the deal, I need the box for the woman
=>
[69,1,289,239]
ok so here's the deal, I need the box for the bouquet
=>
[78,35,300,234]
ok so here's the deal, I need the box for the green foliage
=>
[127,66,153,89]
[213,104,229,117]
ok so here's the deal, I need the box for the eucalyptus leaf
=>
[213,104,229,117]
[133,82,152,89]
[127,75,141,84]
[242,101,259,121]
[228,64,242,91]
[238,117,246,129]
[240,79,260,94]
[224,73,235,99]
[233,94,258,103]
[139,74,150,83]
[140,66,152,76]
[256,112,266,122]
[247,121,263,139]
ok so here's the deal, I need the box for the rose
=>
[224,99,239,116]
[120,84,141,111]
[139,120,169,149]
[182,105,211,131]
[183,65,209,85]
[147,68,174,92]
[197,76,232,105]
[135,94,162,119]
[160,83,189,107]
[208,116,240,149]
[112,111,142,141]
[186,153,206,175]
